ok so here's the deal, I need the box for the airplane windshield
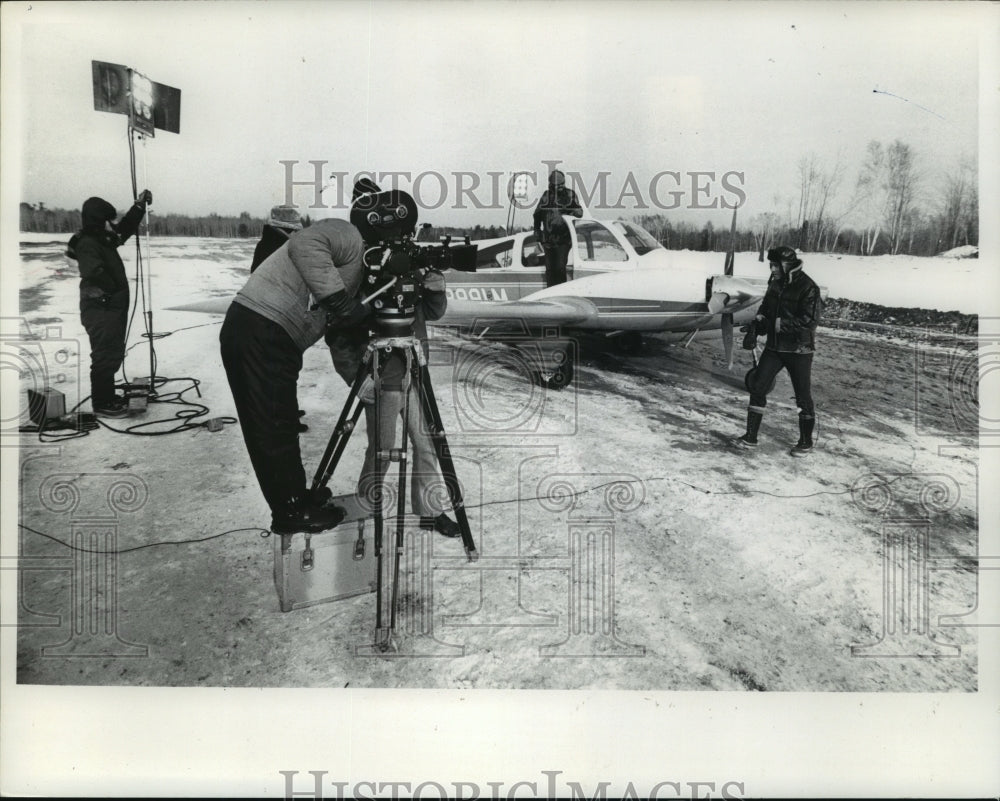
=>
[573,220,628,262]
[614,222,663,255]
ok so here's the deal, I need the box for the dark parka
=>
[757,265,822,354]
[532,186,583,245]
[68,197,146,310]
[250,224,294,272]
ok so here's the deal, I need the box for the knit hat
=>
[767,245,802,269]
[267,205,303,230]
[81,197,117,229]
[548,169,566,187]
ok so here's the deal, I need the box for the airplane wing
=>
[438,295,599,330]
[167,298,231,314]
[166,293,601,330]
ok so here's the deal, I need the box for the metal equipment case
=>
[272,494,376,612]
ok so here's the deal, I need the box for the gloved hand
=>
[136,189,153,207]
[421,269,446,293]
[320,290,370,330]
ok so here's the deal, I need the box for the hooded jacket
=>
[757,265,822,354]
[250,224,294,272]
[234,218,365,351]
[68,197,146,309]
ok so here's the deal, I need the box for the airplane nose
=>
[707,291,730,315]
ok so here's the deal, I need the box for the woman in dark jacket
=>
[733,245,822,456]
[66,190,151,416]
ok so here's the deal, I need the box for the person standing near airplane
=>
[251,204,304,272]
[66,189,153,418]
[733,245,822,456]
[533,168,583,287]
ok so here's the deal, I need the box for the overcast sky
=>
[2,0,990,230]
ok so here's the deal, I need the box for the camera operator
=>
[66,189,153,418]
[220,216,369,534]
[326,180,462,539]
[732,245,821,456]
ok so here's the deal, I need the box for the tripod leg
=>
[388,351,414,636]
[310,348,372,493]
[370,348,391,650]
[417,363,479,561]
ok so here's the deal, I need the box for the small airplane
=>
[426,208,769,388]
[169,200,777,390]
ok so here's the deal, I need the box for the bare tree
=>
[938,157,977,251]
[884,140,919,254]
[794,151,848,252]
[852,140,891,255]
[750,212,780,261]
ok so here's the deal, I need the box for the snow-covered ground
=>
[660,246,988,315]
[8,235,985,692]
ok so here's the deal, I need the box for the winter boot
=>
[271,494,345,534]
[790,414,815,457]
[733,407,764,449]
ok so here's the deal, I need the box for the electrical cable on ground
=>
[17,473,909,556]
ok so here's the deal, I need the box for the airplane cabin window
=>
[573,220,628,262]
[522,235,544,267]
[615,222,664,255]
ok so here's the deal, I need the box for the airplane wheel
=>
[616,332,644,356]
[538,361,574,390]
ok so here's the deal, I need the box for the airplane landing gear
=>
[615,331,644,356]
[535,360,574,391]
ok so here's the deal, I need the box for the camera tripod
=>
[310,333,479,650]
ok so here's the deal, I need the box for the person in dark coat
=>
[532,168,583,287]
[65,190,152,417]
[733,245,822,456]
[250,205,303,272]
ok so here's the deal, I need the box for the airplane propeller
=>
[719,205,739,369]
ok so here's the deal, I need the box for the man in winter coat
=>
[250,204,304,272]
[326,179,462,539]
[250,204,309,432]
[532,169,583,287]
[733,245,822,456]
[66,190,152,417]
[220,216,369,535]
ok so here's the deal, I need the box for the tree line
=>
[17,204,317,238]
[19,203,513,244]
[639,139,977,258]
[21,140,977,258]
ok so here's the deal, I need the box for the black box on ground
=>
[27,387,66,426]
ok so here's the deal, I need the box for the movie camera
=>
[350,189,477,337]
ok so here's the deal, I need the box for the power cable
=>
[17,473,910,556]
